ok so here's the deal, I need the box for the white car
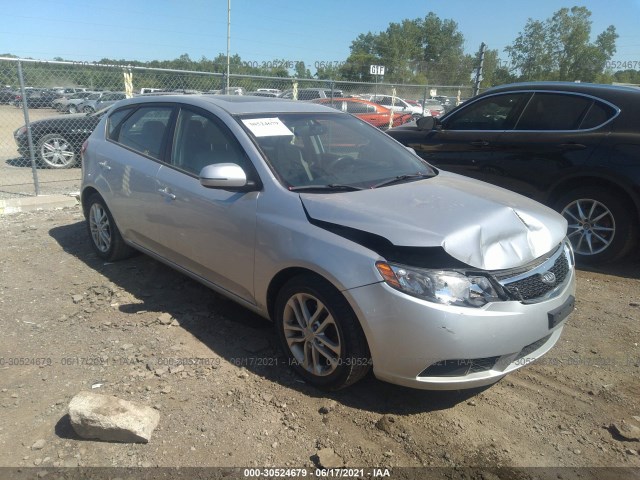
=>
[362,94,428,119]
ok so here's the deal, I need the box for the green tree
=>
[339,13,472,85]
[505,6,617,82]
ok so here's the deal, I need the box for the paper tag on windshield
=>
[242,118,293,137]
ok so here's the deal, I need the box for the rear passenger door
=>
[100,105,175,251]
[154,107,259,303]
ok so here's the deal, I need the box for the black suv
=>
[387,82,640,264]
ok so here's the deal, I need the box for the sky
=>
[3,0,640,73]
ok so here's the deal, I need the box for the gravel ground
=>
[0,206,638,479]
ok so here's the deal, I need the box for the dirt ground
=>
[0,206,638,479]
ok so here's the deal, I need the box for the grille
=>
[501,250,569,302]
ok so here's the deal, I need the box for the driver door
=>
[153,107,259,304]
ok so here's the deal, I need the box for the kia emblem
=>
[540,271,556,285]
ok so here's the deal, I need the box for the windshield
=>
[240,112,434,190]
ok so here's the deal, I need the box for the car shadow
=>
[48,220,482,414]
[4,156,51,169]
[577,255,640,280]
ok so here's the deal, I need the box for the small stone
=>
[573,449,581,455]
[626,448,639,456]
[31,439,47,451]
[154,367,169,377]
[316,448,344,468]
[157,313,173,325]
[160,385,172,394]
[169,365,184,374]
[467,400,477,406]
[611,421,640,441]
[237,369,249,379]
[319,400,338,415]
[71,295,83,304]
[170,319,180,326]
[375,415,397,433]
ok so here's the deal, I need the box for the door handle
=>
[97,161,111,170]
[470,140,489,147]
[158,187,176,200]
[559,143,587,150]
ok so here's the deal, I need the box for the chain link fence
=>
[0,57,474,199]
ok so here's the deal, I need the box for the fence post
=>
[17,61,40,196]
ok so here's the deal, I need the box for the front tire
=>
[85,193,135,261]
[37,133,77,169]
[275,274,370,390]
[555,187,638,264]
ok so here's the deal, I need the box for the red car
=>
[312,98,412,129]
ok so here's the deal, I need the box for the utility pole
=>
[473,42,486,97]
[226,0,231,91]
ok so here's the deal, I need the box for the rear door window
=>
[112,106,173,159]
[516,93,593,130]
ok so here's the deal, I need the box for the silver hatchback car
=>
[80,95,576,391]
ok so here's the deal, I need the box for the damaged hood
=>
[300,172,567,270]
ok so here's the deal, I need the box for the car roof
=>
[483,81,640,99]
[112,94,336,115]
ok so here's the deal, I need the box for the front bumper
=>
[345,267,576,390]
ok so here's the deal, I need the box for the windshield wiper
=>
[372,172,433,189]
[289,184,364,192]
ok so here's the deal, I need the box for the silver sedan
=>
[81,95,575,390]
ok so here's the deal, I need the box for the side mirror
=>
[200,163,249,189]
[416,116,436,131]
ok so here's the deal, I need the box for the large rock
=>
[68,391,160,443]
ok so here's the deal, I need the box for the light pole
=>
[226,0,230,91]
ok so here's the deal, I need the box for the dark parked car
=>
[0,88,18,104]
[387,82,640,264]
[13,88,61,108]
[13,109,105,169]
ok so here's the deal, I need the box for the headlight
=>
[376,262,501,307]
[14,126,27,138]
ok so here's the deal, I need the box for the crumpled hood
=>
[300,172,567,270]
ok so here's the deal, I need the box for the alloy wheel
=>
[282,293,342,377]
[89,203,112,253]
[562,198,615,256]
[39,136,75,168]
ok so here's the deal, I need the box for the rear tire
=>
[85,193,136,261]
[554,187,638,264]
[274,274,371,390]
